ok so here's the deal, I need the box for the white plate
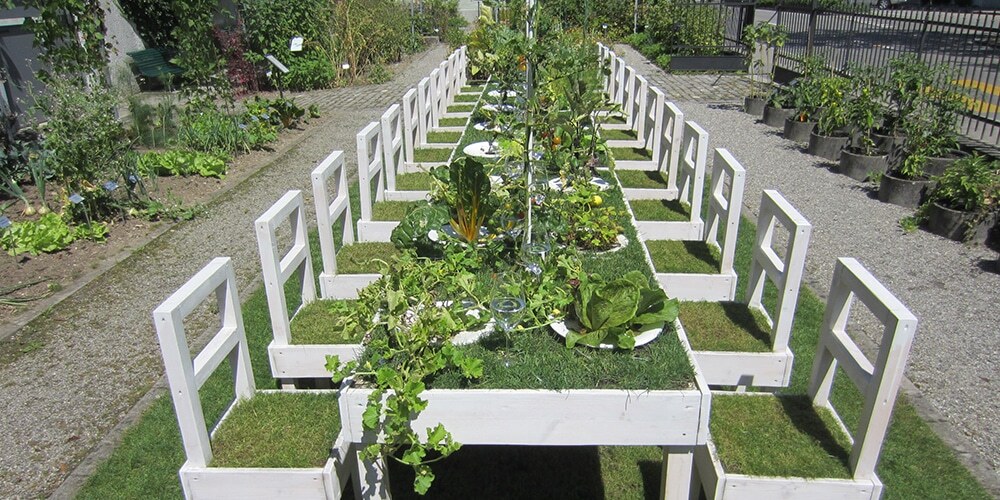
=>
[547,176,612,191]
[488,89,519,99]
[550,318,664,349]
[463,141,500,159]
[473,122,500,132]
[435,301,494,346]
[480,103,517,113]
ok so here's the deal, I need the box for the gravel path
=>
[616,44,1000,493]
[0,43,449,499]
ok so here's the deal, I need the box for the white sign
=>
[289,37,303,52]
[265,54,290,74]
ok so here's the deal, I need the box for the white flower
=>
[428,229,439,242]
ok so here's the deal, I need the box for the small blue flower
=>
[103,180,118,192]
[530,151,543,160]
[0,216,11,229]
[128,174,139,184]
[238,123,248,130]
[69,193,84,204]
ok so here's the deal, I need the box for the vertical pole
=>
[634,0,639,34]
[525,0,536,246]
[806,0,817,57]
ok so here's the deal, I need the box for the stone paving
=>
[612,44,748,103]
[2,43,449,499]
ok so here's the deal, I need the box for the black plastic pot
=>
[806,131,849,161]
[783,117,816,143]
[872,131,905,155]
[926,202,997,244]
[924,150,968,177]
[744,97,766,116]
[839,149,889,181]
[878,172,934,208]
[763,105,794,128]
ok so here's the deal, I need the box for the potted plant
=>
[742,22,788,117]
[762,85,795,128]
[922,154,999,244]
[783,56,825,143]
[904,80,966,177]
[806,74,850,161]
[878,55,935,155]
[840,65,890,181]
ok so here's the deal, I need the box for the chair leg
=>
[355,453,391,499]
[661,446,694,500]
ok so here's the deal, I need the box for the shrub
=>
[655,54,673,69]
[368,64,393,84]
[644,1,724,56]
[240,0,336,90]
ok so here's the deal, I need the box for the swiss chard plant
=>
[566,270,679,349]
[448,157,495,244]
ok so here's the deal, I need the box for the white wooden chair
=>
[255,190,363,384]
[679,189,812,388]
[313,150,382,300]
[356,121,397,242]
[603,63,636,130]
[693,257,918,499]
[605,74,650,150]
[642,148,746,302]
[632,120,709,241]
[381,104,429,202]
[153,257,354,499]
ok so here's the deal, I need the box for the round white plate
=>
[547,176,612,191]
[481,103,517,113]
[488,89,519,99]
[550,319,663,349]
[463,141,500,159]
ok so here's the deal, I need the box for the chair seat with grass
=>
[630,120,709,242]
[693,257,917,499]
[642,148,747,302]
[381,104,433,202]
[313,150,391,300]
[256,189,366,385]
[613,96,685,203]
[605,74,650,150]
[680,189,811,388]
[153,257,353,499]
[356,121,400,242]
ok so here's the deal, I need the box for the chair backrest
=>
[401,88,419,163]
[606,54,619,101]
[447,52,460,101]
[356,121,384,223]
[745,190,812,354]
[678,120,709,232]
[312,150,354,297]
[631,75,650,142]
[381,104,404,192]
[613,57,627,105]
[621,65,637,125]
[704,148,746,277]
[416,77,433,145]
[809,257,917,480]
[255,190,317,347]
[660,101,684,191]
[644,86,665,155]
[153,257,254,468]
[435,63,448,124]
[457,46,468,88]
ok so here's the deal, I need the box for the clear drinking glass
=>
[490,296,525,366]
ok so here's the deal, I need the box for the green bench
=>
[126,48,183,82]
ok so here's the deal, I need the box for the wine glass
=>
[490,296,525,366]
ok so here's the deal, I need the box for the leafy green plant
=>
[815,75,850,136]
[448,157,495,244]
[367,64,392,84]
[743,22,788,99]
[325,252,485,495]
[788,56,826,122]
[548,180,624,251]
[137,150,228,179]
[844,65,887,155]
[391,203,453,257]
[928,154,1000,213]
[566,270,679,349]
[0,212,106,256]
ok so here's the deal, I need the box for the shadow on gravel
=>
[708,103,741,112]
[848,182,880,200]
[974,257,999,275]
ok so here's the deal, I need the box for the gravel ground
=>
[613,45,1000,493]
[0,43,449,499]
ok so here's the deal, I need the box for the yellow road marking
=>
[961,95,1000,115]
[954,79,1000,97]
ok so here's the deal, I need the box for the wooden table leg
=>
[354,452,391,499]
[660,446,694,500]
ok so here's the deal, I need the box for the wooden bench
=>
[127,48,183,83]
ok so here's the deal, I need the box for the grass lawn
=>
[447,104,474,113]
[394,172,434,191]
[337,241,399,273]
[629,199,690,221]
[678,301,772,352]
[290,300,364,344]
[615,170,670,189]
[413,147,453,163]
[372,200,424,220]
[454,93,479,103]
[603,114,628,125]
[426,130,462,144]
[461,85,485,93]
[602,129,639,141]
[610,146,653,162]
[646,239,719,274]
[438,117,468,127]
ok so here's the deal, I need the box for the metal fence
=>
[759,2,1000,147]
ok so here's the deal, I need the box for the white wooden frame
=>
[645,148,746,302]
[604,63,636,130]
[153,257,353,499]
[415,77,437,148]
[694,257,918,499]
[356,122,397,242]
[605,74,649,149]
[255,190,361,382]
[311,150,381,302]
[634,120,708,241]
[381,104,428,202]
[691,189,812,388]
[341,328,713,500]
